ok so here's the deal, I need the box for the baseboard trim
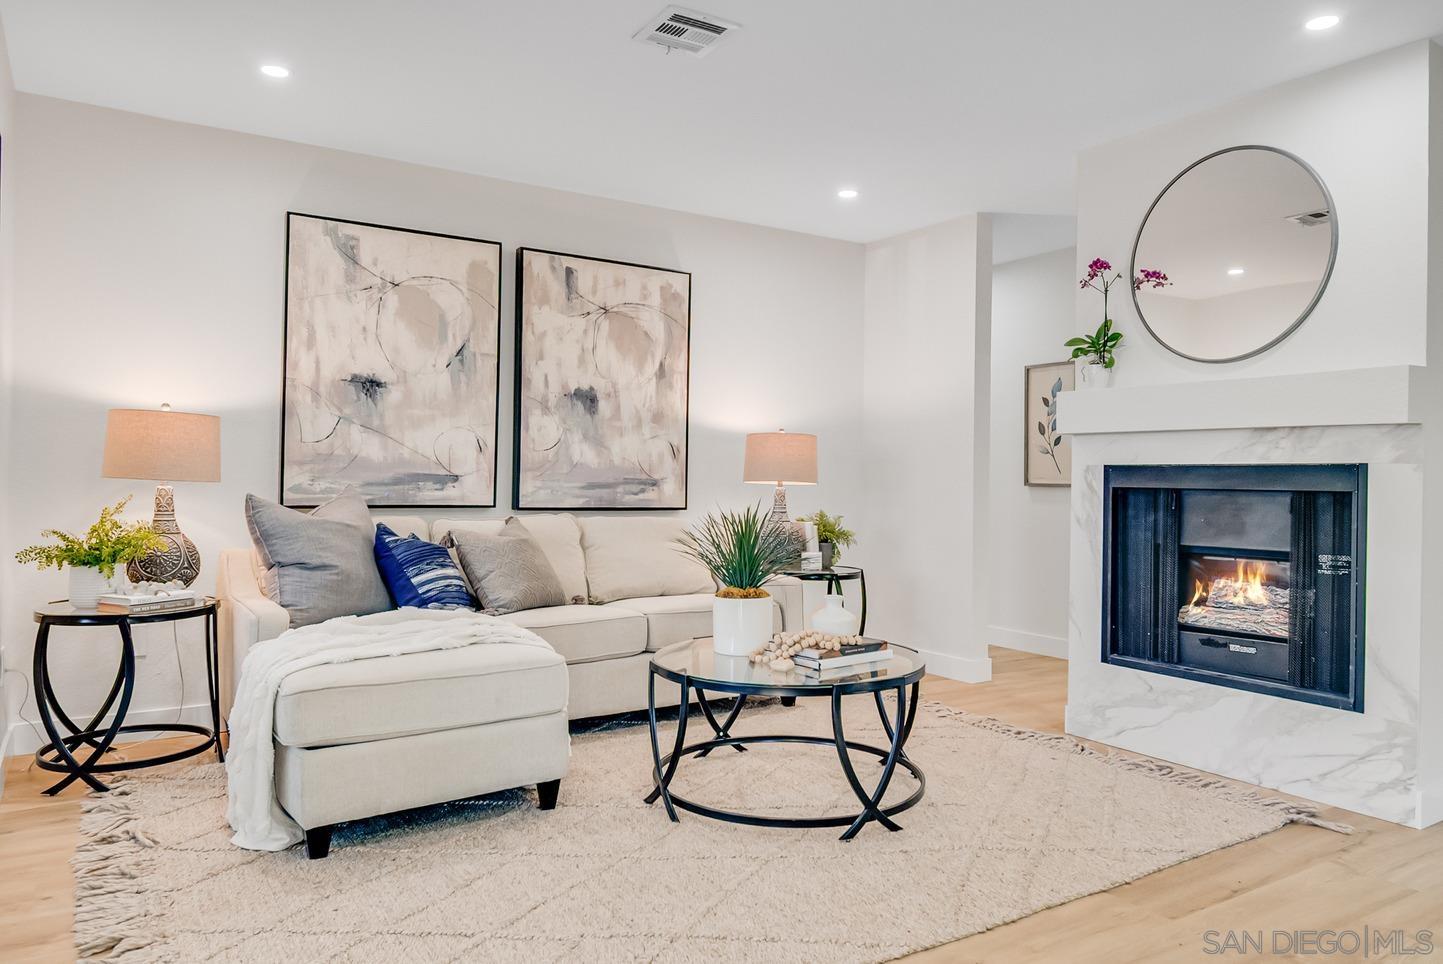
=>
[912,646,992,683]
[986,624,1068,659]
[3,702,216,758]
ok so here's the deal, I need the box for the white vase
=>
[1076,360,1115,390]
[712,594,773,656]
[68,566,112,609]
[811,595,861,636]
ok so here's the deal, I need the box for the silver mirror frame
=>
[1129,144,1339,364]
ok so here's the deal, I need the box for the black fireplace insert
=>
[1102,464,1364,711]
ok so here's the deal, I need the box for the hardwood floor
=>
[2,647,1439,963]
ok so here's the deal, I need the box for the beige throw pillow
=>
[579,516,715,603]
[447,518,566,614]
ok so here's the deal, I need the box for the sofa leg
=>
[305,825,333,860]
[537,779,560,811]
[780,697,796,707]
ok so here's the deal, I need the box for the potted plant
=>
[15,497,168,608]
[797,509,856,569]
[1067,258,1171,388]
[680,504,797,656]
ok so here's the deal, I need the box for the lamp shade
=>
[102,408,221,482]
[743,431,817,485]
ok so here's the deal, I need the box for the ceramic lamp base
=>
[126,484,202,587]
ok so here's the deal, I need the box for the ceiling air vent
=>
[1286,209,1332,227]
[633,6,739,57]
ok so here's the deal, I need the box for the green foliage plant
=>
[679,503,796,599]
[796,509,856,564]
[15,496,168,579]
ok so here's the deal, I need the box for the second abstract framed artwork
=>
[514,248,691,509]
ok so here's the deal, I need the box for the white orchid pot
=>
[1075,359,1115,390]
[811,596,861,636]
[68,566,112,609]
[713,593,773,656]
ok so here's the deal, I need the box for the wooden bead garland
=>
[749,629,865,671]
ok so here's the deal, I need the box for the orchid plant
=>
[1066,258,1172,369]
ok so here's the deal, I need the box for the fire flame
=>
[1228,559,1272,606]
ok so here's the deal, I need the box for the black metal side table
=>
[31,599,223,795]
[781,565,867,634]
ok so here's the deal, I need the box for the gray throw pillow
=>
[446,518,566,615]
[244,492,391,628]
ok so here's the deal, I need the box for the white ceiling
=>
[4,1,1443,242]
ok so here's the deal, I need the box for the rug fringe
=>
[919,701,1353,833]
[72,779,168,962]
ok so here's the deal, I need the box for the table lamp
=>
[102,405,221,587]
[743,429,817,524]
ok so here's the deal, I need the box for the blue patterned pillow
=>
[373,524,476,610]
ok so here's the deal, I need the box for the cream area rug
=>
[75,698,1345,962]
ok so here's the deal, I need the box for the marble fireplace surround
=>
[1058,365,1440,828]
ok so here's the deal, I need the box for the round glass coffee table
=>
[646,637,925,840]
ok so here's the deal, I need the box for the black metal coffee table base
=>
[645,673,925,841]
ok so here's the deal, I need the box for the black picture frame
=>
[513,247,692,511]
[281,211,503,508]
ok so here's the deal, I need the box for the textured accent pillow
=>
[578,516,715,602]
[244,492,391,628]
[373,524,476,610]
[446,518,566,615]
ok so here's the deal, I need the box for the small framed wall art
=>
[1024,360,1073,487]
[514,248,691,509]
[281,213,502,507]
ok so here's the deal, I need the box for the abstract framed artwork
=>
[281,212,502,507]
[1024,360,1074,487]
[514,248,691,509]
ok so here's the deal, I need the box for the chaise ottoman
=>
[269,640,570,858]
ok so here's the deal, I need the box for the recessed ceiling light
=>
[260,64,291,79]
[1305,15,1339,31]
[1227,267,1246,276]
[837,188,859,200]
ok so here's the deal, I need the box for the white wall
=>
[2,95,867,752]
[1077,41,1432,386]
[986,246,1076,658]
[862,215,992,681]
[0,16,18,791]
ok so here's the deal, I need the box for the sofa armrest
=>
[766,575,804,632]
[216,548,289,721]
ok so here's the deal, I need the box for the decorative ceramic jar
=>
[811,595,861,636]
[68,566,112,609]
[1075,359,1114,390]
[713,593,773,656]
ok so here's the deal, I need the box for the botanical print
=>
[515,248,690,509]
[1024,361,1073,486]
[283,214,501,506]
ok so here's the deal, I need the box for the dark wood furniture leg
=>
[537,779,561,810]
[305,826,333,860]
[780,697,797,706]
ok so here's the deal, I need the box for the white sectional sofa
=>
[216,512,804,722]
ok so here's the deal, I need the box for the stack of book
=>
[96,588,199,615]
[793,638,891,681]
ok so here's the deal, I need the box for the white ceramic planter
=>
[712,593,773,656]
[68,566,112,609]
[1076,359,1115,390]
[811,595,861,636]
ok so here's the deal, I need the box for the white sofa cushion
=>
[604,593,783,651]
[579,516,714,603]
[274,642,567,749]
[434,514,588,604]
[373,515,428,539]
[501,604,647,664]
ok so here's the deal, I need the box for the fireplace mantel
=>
[1057,365,1425,436]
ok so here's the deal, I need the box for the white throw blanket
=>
[225,608,553,852]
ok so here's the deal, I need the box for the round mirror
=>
[1130,146,1337,363]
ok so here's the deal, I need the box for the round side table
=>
[31,599,223,795]
[781,565,867,634]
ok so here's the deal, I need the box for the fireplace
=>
[1102,464,1364,711]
